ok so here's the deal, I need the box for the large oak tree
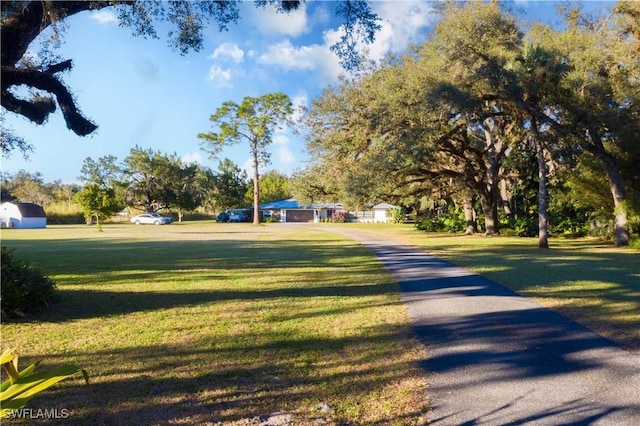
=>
[302,1,638,246]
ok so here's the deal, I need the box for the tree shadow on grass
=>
[13,326,429,425]
[358,242,640,425]
[4,237,396,323]
[12,282,400,323]
[3,234,430,423]
[362,238,640,352]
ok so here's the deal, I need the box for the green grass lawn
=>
[3,221,637,424]
[324,223,640,353]
[1,223,428,425]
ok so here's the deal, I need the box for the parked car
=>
[229,211,248,222]
[216,211,230,222]
[131,212,172,225]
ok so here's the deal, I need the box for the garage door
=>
[285,209,314,222]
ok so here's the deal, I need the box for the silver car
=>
[130,212,172,225]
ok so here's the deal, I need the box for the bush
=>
[415,207,466,233]
[46,211,86,224]
[441,207,466,232]
[499,215,538,237]
[1,247,57,317]
[331,211,349,223]
[551,218,589,238]
[44,202,86,224]
[388,207,405,224]
[415,217,444,232]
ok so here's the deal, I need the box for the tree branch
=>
[2,66,97,136]
[45,59,73,74]
[1,86,55,125]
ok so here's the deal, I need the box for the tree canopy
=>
[198,93,293,225]
[300,1,639,246]
[1,0,380,156]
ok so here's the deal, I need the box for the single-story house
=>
[0,202,47,229]
[259,199,397,223]
[259,199,318,223]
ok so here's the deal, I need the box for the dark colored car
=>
[216,212,230,222]
[229,211,248,222]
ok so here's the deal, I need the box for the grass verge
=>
[328,223,640,353]
[1,223,428,425]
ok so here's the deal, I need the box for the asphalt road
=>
[318,227,640,425]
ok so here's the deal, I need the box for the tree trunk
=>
[535,139,549,249]
[499,178,512,215]
[587,129,630,247]
[462,191,477,235]
[531,119,549,249]
[476,188,498,236]
[252,145,260,226]
[480,121,503,235]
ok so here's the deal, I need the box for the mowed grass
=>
[326,224,640,353]
[0,223,428,425]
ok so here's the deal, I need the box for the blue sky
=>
[2,1,616,184]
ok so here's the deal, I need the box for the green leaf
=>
[0,364,89,410]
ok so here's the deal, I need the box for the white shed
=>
[372,203,396,223]
[0,202,47,229]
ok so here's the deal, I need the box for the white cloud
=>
[369,2,436,56]
[290,93,308,123]
[258,39,317,71]
[251,3,309,37]
[272,132,295,167]
[276,145,295,166]
[273,132,289,146]
[181,152,203,165]
[242,157,255,177]
[211,43,244,63]
[252,1,435,84]
[90,11,118,25]
[206,66,233,87]
[258,39,342,82]
[320,2,436,66]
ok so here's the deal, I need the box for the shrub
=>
[388,207,405,224]
[441,207,466,232]
[513,216,538,237]
[588,219,614,239]
[46,211,86,224]
[551,218,589,238]
[415,217,444,232]
[415,207,466,233]
[498,215,537,237]
[1,247,57,317]
[332,211,349,223]
[44,202,86,224]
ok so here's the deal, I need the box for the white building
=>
[259,199,398,223]
[0,202,47,228]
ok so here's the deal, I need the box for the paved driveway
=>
[318,227,640,425]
